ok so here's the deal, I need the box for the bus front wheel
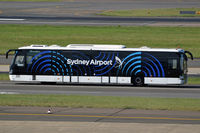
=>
[132,76,144,86]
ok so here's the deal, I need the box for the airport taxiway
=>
[1,106,200,124]
[0,82,200,98]
[1,0,200,26]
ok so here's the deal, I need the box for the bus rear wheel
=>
[132,76,144,86]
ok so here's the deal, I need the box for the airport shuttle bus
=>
[6,44,193,86]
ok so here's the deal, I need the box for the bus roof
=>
[18,44,184,53]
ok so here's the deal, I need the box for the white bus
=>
[6,44,193,86]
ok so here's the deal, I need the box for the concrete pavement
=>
[188,68,200,75]
[1,121,200,133]
[0,65,9,72]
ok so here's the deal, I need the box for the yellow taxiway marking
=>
[0,113,200,121]
[0,10,2,14]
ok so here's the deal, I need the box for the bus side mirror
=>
[6,49,17,59]
[184,51,193,60]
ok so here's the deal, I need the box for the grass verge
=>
[0,94,200,111]
[0,74,9,81]
[0,25,200,57]
[98,8,200,17]
[188,77,200,85]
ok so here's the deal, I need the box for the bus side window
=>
[26,56,33,65]
[15,55,25,67]
[168,59,177,70]
[26,50,41,65]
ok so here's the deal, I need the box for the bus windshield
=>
[15,55,25,67]
[14,51,25,67]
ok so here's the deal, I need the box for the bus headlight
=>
[179,76,184,80]
[9,69,13,74]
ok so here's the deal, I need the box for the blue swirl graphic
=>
[30,55,51,72]
[40,64,51,73]
[36,59,51,73]
[43,67,52,74]
[117,52,141,76]
[95,52,106,68]
[30,51,51,63]
[144,53,165,77]
[95,52,102,59]
[94,52,113,72]
[95,53,116,76]
[135,69,141,75]
[143,61,156,77]
[52,65,60,74]
[142,71,147,77]
[144,57,160,77]
[125,61,141,76]
[28,51,72,76]
[130,65,141,76]
[143,66,151,77]
[122,56,141,73]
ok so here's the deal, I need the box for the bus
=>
[6,44,193,86]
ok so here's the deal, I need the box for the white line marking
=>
[0,92,19,94]
[0,18,25,21]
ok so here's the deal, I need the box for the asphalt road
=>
[0,82,200,98]
[1,16,200,26]
[1,0,200,26]
[1,0,200,16]
[0,106,200,124]
[1,0,200,17]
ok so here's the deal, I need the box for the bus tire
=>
[132,76,144,86]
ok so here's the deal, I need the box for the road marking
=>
[0,113,200,121]
[0,18,25,21]
[0,92,19,94]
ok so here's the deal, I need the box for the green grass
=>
[0,74,9,81]
[188,77,200,85]
[0,25,200,57]
[0,94,200,111]
[98,8,200,17]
